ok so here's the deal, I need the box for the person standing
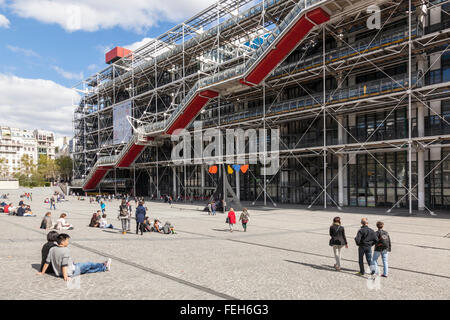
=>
[211,201,217,216]
[372,221,392,278]
[50,197,56,210]
[126,201,132,232]
[135,201,146,235]
[100,201,106,215]
[354,218,377,276]
[222,199,227,214]
[227,208,236,232]
[329,217,348,271]
[239,208,250,232]
[118,200,129,235]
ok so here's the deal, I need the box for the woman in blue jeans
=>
[372,221,392,277]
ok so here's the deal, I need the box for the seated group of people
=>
[2,200,35,217]
[89,211,114,229]
[142,217,175,234]
[38,231,111,280]
[40,212,74,230]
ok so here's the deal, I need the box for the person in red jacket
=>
[227,208,236,232]
[4,204,10,214]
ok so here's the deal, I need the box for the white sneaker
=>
[105,258,112,271]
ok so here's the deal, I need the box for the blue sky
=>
[0,0,217,139]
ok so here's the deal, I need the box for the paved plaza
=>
[0,187,449,300]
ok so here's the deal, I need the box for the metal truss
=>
[72,0,450,213]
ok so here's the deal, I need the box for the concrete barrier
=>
[0,180,19,190]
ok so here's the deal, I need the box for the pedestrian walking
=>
[126,201,132,231]
[227,208,236,232]
[239,208,250,232]
[100,201,106,214]
[354,218,377,276]
[329,217,348,271]
[50,197,56,210]
[372,221,392,278]
[211,201,217,216]
[135,201,146,235]
[118,200,129,235]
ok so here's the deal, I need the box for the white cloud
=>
[8,0,217,32]
[124,38,153,52]
[0,14,10,28]
[87,64,98,71]
[51,66,84,81]
[0,73,79,136]
[6,44,40,57]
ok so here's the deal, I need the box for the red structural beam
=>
[166,90,219,135]
[240,7,330,87]
[117,144,146,168]
[83,167,112,191]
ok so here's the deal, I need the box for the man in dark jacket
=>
[135,201,146,235]
[372,221,392,277]
[354,218,377,276]
[16,204,26,217]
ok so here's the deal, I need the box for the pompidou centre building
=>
[72,0,450,213]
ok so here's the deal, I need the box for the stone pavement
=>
[0,187,449,300]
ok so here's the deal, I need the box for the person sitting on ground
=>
[40,212,54,230]
[142,217,152,232]
[99,214,114,229]
[40,231,59,274]
[162,221,175,234]
[55,214,74,230]
[3,203,10,214]
[8,204,17,216]
[24,205,35,217]
[152,219,162,233]
[89,212,101,228]
[38,234,111,281]
[16,203,26,217]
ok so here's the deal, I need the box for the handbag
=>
[226,217,230,224]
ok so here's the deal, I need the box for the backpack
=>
[119,205,128,217]
[376,230,390,250]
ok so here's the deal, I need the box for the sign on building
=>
[113,101,132,145]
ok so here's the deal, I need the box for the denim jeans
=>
[358,246,374,274]
[372,250,389,276]
[72,262,106,276]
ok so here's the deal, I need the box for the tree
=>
[38,155,58,182]
[15,154,40,187]
[56,156,73,182]
[0,158,9,178]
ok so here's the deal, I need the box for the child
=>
[38,234,111,280]
[99,214,114,229]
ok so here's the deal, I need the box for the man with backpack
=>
[372,221,392,278]
[354,218,377,276]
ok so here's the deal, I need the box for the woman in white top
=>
[55,213,74,230]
